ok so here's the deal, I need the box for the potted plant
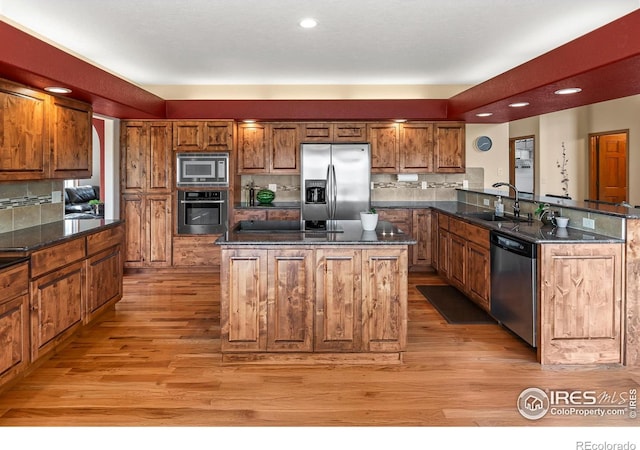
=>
[360,207,379,231]
[88,199,103,215]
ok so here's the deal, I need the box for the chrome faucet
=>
[492,182,520,217]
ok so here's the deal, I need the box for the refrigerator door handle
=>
[331,164,337,219]
[325,164,333,218]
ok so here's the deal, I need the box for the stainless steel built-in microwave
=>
[176,152,229,187]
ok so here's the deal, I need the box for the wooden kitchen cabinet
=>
[232,208,299,225]
[121,121,172,193]
[446,215,491,311]
[237,122,301,174]
[232,209,267,223]
[85,224,124,323]
[301,122,367,142]
[436,212,450,278]
[0,79,48,181]
[315,248,363,352]
[172,121,233,152]
[122,194,172,268]
[539,243,624,365]
[399,122,434,173]
[411,209,433,269]
[30,250,85,361]
[434,122,465,173]
[172,235,222,268]
[368,122,399,173]
[48,95,93,179]
[0,262,30,391]
[269,123,300,173]
[267,249,315,352]
[237,123,269,173]
[362,247,408,352]
[0,78,93,181]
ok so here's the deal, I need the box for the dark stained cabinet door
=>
[49,96,92,179]
[0,80,48,181]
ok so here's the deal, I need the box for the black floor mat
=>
[416,285,496,324]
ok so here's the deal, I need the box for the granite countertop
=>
[0,256,30,270]
[216,220,416,246]
[0,219,123,252]
[429,202,624,244]
[234,202,300,209]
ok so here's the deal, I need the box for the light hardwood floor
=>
[0,271,638,427]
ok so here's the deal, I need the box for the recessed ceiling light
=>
[299,18,318,29]
[45,86,72,94]
[554,87,582,95]
[508,102,530,108]
[475,112,493,117]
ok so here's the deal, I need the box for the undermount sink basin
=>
[462,211,514,222]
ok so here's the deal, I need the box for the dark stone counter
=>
[0,219,123,252]
[216,220,416,246]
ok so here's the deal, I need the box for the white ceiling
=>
[1,0,639,97]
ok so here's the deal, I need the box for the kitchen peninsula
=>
[216,220,415,363]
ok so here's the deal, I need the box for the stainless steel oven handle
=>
[180,200,226,204]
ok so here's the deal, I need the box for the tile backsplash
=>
[240,168,484,203]
[0,180,65,233]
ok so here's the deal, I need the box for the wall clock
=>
[475,136,493,152]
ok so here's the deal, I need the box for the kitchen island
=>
[216,220,416,363]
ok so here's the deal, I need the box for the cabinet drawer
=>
[438,213,449,230]
[267,209,300,221]
[0,262,29,302]
[86,225,124,256]
[233,209,267,222]
[377,208,410,223]
[31,238,86,278]
[466,223,490,249]
[449,217,467,237]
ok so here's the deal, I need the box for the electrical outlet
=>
[371,181,375,190]
[268,183,277,192]
[421,181,427,189]
[51,191,62,203]
[483,199,490,206]
[583,217,595,229]
[462,179,469,189]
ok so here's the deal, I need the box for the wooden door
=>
[121,122,147,192]
[48,96,92,179]
[466,242,490,311]
[267,249,314,351]
[30,261,84,361]
[400,122,433,173]
[0,263,29,389]
[172,122,202,151]
[0,80,48,180]
[203,121,233,151]
[362,247,408,352]
[411,209,432,269]
[146,195,172,267]
[315,249,362,352]
[540,243,624,364]
[589,132,628,203]
[368,122,399,173]
[448,233,466,291]
[148,122,172,192]
[85,246,123,322]
[237,123,268,173]
[122,194,145,267]
[270,123,300,173]
[434,123,465,173]
[221,249,268,352]
[302,123,332,142]
[437,228,449,278]
[333,123,367,142]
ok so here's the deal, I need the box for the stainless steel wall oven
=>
[177,190,228,235]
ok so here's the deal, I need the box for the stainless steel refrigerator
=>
[300,143,371,231]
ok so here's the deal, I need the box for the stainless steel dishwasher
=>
[490,230,538,347]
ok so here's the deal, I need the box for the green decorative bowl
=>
[256,189,275,204]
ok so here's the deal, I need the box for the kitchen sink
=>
[462,211,515,222]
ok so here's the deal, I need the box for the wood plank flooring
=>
[0,271,638,427]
